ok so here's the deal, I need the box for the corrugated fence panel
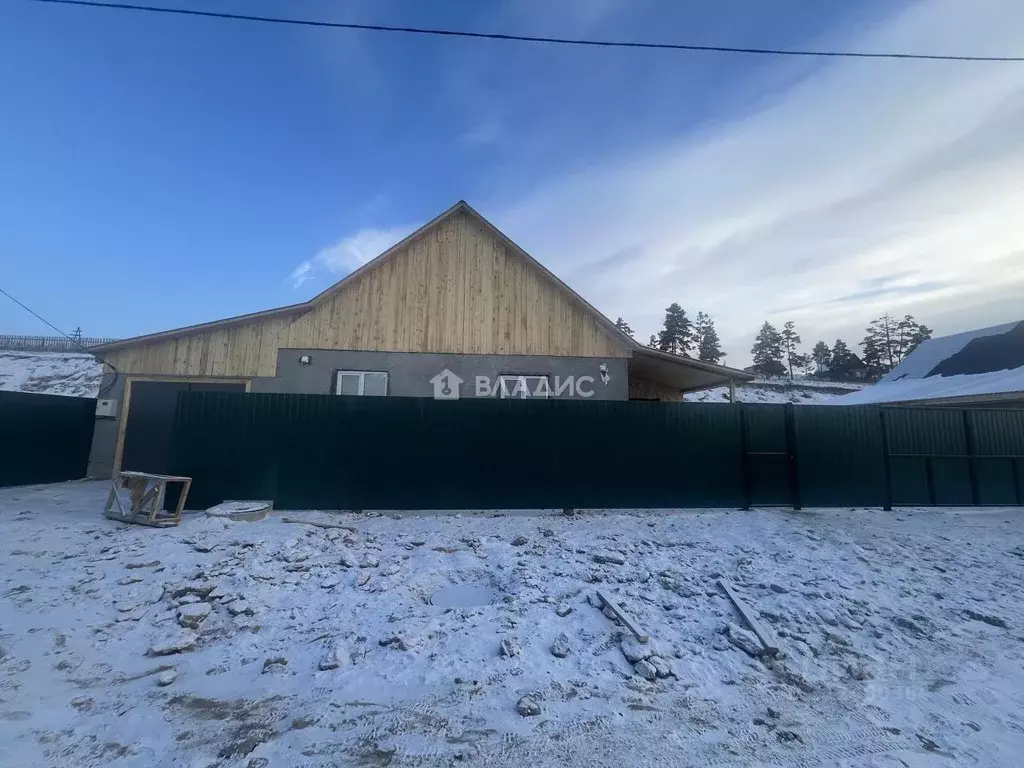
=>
[171,394,748,510]
[884,408,971,506]
[168,393,1024,511]
[795,406,887,507]
[0,391,95,488]
[969,409,1024,505]
[743,404,790,506]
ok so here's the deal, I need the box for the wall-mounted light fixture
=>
[299,355,312,366]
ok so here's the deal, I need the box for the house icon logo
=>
[429,368,464,400]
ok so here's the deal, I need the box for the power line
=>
[30,0,1024,62]
[0,284,119,391]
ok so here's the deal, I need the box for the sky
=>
[1,0,1022,366]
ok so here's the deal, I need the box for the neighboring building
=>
[818,353,868,381]
[833,320,1024,407]
[87,201,751,478]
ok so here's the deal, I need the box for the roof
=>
[90,200,748,385]
[832,320,1024,405]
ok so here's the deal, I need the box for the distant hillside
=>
[0,351,103,398]
[685,378,864,404]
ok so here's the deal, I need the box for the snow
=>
[0,351,103,398]
[833,368,1024,405]
[834,320,1024,405]
[877,321,1019,382]
[686,378,864,404]
[3,482,1024,767]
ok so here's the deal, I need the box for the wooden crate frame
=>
[105,471,193,527]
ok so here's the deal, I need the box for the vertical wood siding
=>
[104,211,627,376]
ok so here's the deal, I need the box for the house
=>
[833,320,1024,407]
[818,353,868,381]
[86,201,752,478]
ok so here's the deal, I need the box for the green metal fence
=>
[169,392,1024,511]
[0,391,96,488]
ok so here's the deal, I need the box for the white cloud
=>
[290,226,411,288]
[487,0,1024,363]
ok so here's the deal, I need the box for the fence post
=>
[738,404,751,510]
[784,403,802,511]
[879,408,893,511]
[962,409,980,506]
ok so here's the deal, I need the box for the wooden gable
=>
[102,205,630,378]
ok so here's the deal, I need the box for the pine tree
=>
[860,335,883,380]
[614,317,634,338]
[648,334,658,349]
[862,314,899,375]
[750,322,785,377]
[694,311,724,364]
[906,321,933,356]
[811,340,832,377]
[780,321,803,379]
[831,338,854,380]
[657,303,693,355]
[862,313,932,377]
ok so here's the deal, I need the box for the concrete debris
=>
[170,582,216,599]
[500,637,522,658]
[262,656,288,674]
[516,695,541,716]
[550,632,571,658]
[648,655,672,678]
[634,659,658,681]
[963,609,1008,629]
[592,551,626,565]
[511,535,529,547]
[379,636,409,651]
[726,623,764,658]
[318,644,349,671]
[156,669,177,686]
[177,602,212,628]
[620,637,655,664]
[555,604,573,618]
[227,601,253,617]
[148,631,198,656]
[338,550,358,569]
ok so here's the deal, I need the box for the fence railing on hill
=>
[0,334,118,353]
[166,394,1024,511]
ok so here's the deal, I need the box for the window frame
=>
[497,373,551,399]
[334,370,389,397]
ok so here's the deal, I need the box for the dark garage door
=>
[121,380,246,474]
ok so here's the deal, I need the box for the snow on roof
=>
[832,320,1024,405]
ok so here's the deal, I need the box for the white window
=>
[335,370,388,396]
[498,374,551,399]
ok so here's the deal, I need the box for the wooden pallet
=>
[104,471,192,527]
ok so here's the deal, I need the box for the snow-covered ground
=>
[686,378,865,404]
[2,482,1023,768]
[0,351,103,398]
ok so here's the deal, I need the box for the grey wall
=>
[86,371,124,479]
[251,349,629,401]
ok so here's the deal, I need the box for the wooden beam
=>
[596,590,649,644]
[718,578,780,655]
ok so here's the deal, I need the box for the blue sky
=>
[2,0,1022,364]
